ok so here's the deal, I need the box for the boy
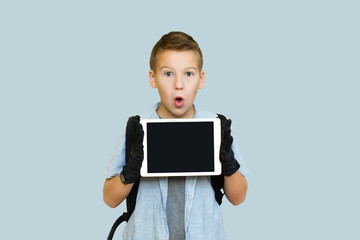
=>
[103,31,249,240]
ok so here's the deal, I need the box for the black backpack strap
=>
[123,115,141,217]
[210,113,227,205]
[107,212,130,240]
[107,115,141,240]
[210,174,224,205]
[217,113,227,132]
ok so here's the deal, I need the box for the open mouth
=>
[174,96,184,108]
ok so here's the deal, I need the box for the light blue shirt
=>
[104,102,249,240]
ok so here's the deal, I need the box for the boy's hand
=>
[220,118,240,176]
[121,115,144,184]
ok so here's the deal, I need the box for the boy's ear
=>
[198,70,205,89]
[149,70,157,88]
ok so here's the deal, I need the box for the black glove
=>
[219,118,240,176]
[121,115,144,184]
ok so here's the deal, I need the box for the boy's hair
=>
[150,31,203,72]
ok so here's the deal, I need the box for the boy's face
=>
[149,50,205,119]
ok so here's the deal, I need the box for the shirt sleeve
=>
[104,131,127,179]
[231,138,249,176]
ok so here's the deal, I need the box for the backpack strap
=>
[107,212,130,240]
[107,115,141,240]
[123,115,141,217]
[210,113,228,205]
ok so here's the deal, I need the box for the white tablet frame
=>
[140,118,222,177]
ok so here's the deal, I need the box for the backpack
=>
[107,114,228,240]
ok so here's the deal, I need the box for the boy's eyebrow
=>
[159,66,172,70]
[159,66,199,71]
[185,67,198,71]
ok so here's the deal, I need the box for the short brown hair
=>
[149,31,203,72]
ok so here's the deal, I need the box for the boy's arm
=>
[103,175,133,208]
[224,171,248,205]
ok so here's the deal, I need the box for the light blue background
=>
[1,0,359,239]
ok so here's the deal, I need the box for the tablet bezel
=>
[140,118,222,177]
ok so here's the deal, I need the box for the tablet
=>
[140,118,221,177]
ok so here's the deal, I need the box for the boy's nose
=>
[174,76,183,89]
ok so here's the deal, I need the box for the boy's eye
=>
[165,72,173,77]
[185,72,193,77]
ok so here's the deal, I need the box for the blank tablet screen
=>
[146,121,214,173]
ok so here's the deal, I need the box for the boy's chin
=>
[172,107,194,118]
